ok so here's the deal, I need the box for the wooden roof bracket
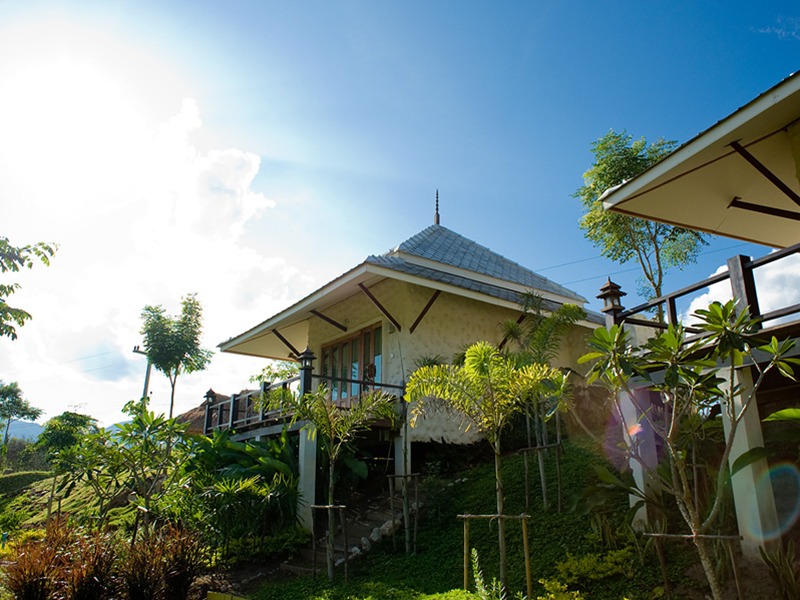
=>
[729,140,800,208]
[271,328,300,357]
[357,283,402,332]
[309,309,347,332]
[729,197,800,221]
[409,289,441,334]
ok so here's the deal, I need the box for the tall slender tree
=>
[140,293,213,418]
[407,342,560,591]
[574,130,708,316]
[500,292,585,510]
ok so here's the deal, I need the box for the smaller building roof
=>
[599,71,800,248]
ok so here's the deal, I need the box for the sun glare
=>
[0,19,187,208]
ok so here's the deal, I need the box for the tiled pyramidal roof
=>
[364,225,586,305]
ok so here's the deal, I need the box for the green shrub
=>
[555,547,635,585]
[536,580,584,600]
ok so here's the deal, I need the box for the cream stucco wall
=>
[301,277,595,445]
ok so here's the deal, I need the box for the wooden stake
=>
[522,516,532,600]
[463,517,470,591]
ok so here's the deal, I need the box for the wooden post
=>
[340,509,349,584]
[463,516,470,591]
[654,538,672,600]
[727,539,744,600]
[556,413,563,513]
[389,477,396,552]
[522,516,532,600]
[727,255,760,326]
[311,508,317,579]
[228,394,237,430]
[413,474,419,554]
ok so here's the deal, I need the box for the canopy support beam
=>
[729,197,800,222]
[729,140,800,208]
[309,309,347,332]
[358,283,402,332]
[271,328,300,357]
[409,290,440,334]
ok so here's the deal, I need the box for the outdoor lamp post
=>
[597,278,626,328]
[298,347,315,397]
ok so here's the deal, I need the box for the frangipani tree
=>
[407,342,564,590]
[575,300,799,600]
[266,387,397,582]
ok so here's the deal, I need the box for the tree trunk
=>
[493,443,508,591]
[694,534,724,600]
[327,458,335,582]
[524,407,531,511]
[534,407,547,508]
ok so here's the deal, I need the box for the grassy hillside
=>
[251,438,692,600]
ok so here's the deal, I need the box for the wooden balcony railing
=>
[203,353,404,437]
[604,241,800,337]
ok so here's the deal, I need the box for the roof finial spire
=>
[434,189,440,225]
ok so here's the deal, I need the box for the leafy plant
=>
[759,540,800,600]
[266,385,397,582]
[536,579,584,600]
[120,534,167,600]
[408,342,561,589]
[555,547,634,584]
[471,548,505,600]
[61,529,118,600]
[574,300,800,600]
[1,523,70,600]
[161,526,207,600]
[0,235,57,340]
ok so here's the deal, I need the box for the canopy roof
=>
[600,71,800,248]
[219,225,598,360]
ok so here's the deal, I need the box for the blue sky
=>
[2,1,799,424]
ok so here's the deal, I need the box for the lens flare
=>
[628,424,644,437]
[742,461,800,543]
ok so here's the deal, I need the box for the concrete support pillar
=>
[619,387,660,529]
[298,424,317,530]
[721,367,779,556]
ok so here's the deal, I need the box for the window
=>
[321,324,383,401]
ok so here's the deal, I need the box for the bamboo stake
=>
[413,474,419,554]
[522,516,532,600]
[312,509,317,579]
[389,477,396,552]
[463,516,470,591]
[340,509,349,584]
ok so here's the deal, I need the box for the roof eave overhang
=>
[597,72,800,248]
[219,261,587,360]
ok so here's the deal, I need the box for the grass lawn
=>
[250,437,693,600]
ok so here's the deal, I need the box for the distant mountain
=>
[6,420,44,441]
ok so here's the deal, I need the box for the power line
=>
[534,242,750,274]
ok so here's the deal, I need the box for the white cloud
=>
[682,253,800,327]
[0,26,316,427]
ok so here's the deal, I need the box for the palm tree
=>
[407,342,560,590]
[267,387,397,582]
[500,292,585,510]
